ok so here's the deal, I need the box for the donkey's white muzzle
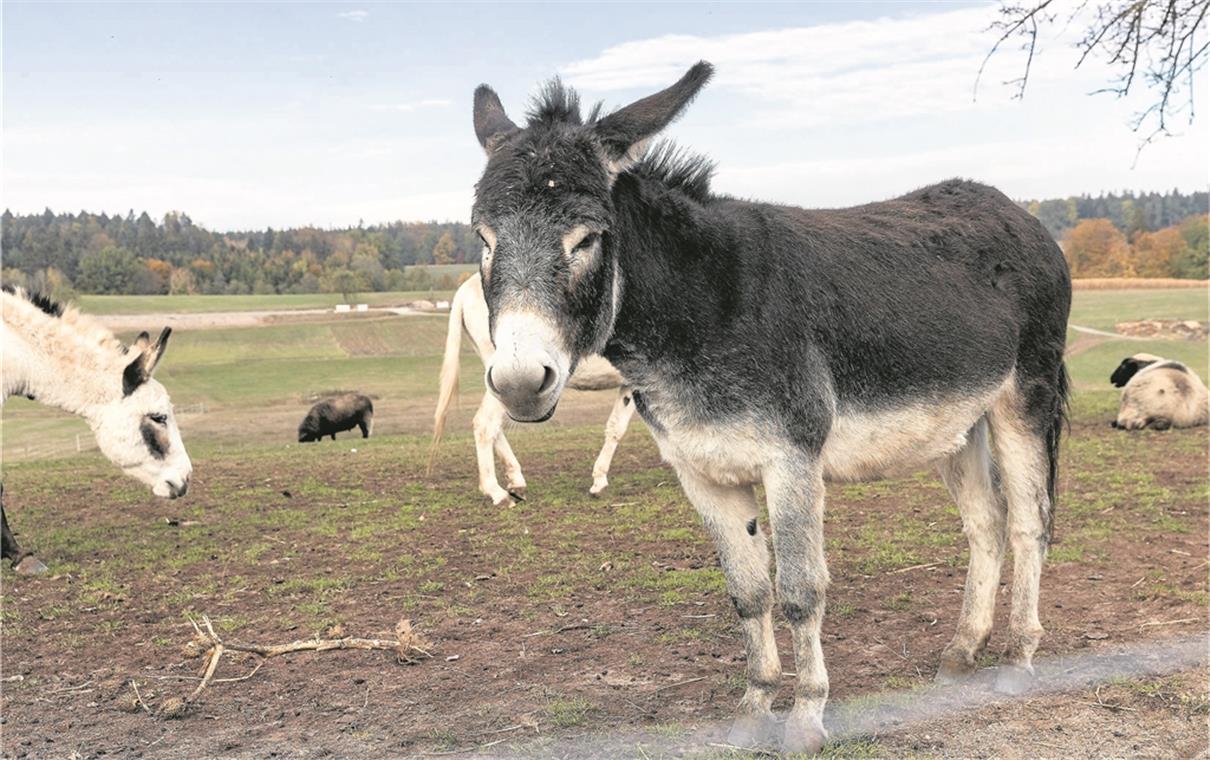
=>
[487,313,569,422]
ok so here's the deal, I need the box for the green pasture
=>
[2,286,1206,459]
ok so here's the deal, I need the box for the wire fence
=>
[2,402,208,462]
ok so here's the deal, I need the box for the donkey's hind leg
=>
[986,387,1055,693]
[473,393,521,507]
[936,418,1007,681]
[677,472,780,751]
[589,387,635,496]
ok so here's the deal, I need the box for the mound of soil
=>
[1115,319,1208,340]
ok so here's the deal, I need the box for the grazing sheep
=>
[298,393,374,442]
[1110,353,1209,430]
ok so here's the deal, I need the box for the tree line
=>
[1021,189,1207,241]
[2,189,1206,298]
[1,209,482,299]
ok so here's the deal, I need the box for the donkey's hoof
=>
[726,711,779,752]
[935,652,978,684]
[781,715,828,756]
[13,555,48,576]
[589,480,607,497]
[994,664,1035,695]
[507,488,526,503]
[491,495,515,509]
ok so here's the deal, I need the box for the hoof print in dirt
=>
[13,555,48,576]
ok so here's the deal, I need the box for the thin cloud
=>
[337,9,369,22]
[369,99,452,113]
[561,6,1108,129]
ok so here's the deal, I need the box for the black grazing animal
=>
[298,394,374,442]
[467,63,1071,753]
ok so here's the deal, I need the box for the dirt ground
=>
[1,404,1207,759]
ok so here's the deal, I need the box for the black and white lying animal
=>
[298,393,374,442]
[466,63,1071,754]
[1110,353,1209,430]
[1,286,193,574]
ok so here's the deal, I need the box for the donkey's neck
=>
[605,173,740,371]
[1,294,124,420]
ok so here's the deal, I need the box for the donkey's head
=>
[471,62,712,421]
[91,328,192,498]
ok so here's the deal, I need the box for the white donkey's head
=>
[90,328,192,498]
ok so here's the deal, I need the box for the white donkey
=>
[430,274,635,506]
[1,286,193,574]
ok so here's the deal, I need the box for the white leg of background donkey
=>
[1,286,193,574]
[428,274,635,507]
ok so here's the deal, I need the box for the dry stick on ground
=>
[152,615,432,718]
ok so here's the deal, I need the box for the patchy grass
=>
[544,696,594,728]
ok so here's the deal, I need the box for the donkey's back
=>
[702,179,1069,410]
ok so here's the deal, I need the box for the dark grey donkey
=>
[467,62,1071,754]
[298,394,374,442]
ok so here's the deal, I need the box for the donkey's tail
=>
[427,290,465,477]
[1044,362,1071,545]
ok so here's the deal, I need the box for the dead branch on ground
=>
[138,615,431,718]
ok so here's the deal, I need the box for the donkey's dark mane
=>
[2,284,64,318]
[524,79,715,203]
[631,142,716,203]
[526,78,602,127]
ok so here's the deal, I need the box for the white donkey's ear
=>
[473,85,519,155]
[123,327,172,395]
[593,61,713,174]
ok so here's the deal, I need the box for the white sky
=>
[4,2,1207,230]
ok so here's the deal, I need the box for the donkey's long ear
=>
[473,85,518,155]
[594,61,713,173]
[122,327,172,396]
[146,327,172,375]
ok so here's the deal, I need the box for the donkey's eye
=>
[477,232,489,248]
[574,233,600,254]
[149,413,168,426]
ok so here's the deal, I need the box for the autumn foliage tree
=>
[1063,219,1132,276]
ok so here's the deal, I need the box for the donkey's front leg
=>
[678,472,781,750]
[765,457,830,755]
[1,489,48,576]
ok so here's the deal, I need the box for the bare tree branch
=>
[979,0,1208,150]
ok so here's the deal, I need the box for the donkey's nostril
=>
[486,367,500,394]
[538,365,557,394]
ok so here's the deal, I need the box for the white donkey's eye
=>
[149,413,168,426]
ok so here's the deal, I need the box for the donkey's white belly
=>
[821,398,989,482]
[652,379,1009,487]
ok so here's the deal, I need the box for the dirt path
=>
[97,306,432,331]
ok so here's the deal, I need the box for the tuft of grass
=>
[544,696,593,728]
